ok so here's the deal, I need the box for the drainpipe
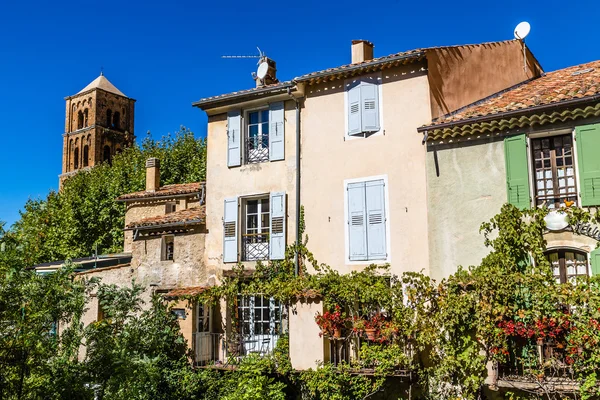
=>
[288,88,302,276]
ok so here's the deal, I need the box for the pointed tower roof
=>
[77,73,127,97]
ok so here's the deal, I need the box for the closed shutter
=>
[504,134,531,210]
[348,182,367,261]
[227,111,241,167]
[347,81,362,136]
[269,192,286,260]
[366,180,386,260]
[591,247,600,276]
[269,102,285,161]
[223,197,238,262]
[361,81,380,133]
[576,124,600,206]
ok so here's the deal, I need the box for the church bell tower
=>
[60,73,135,187]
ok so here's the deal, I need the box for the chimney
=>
[145,158,160,192]
[351,40,374,64]
[254,57,279,87]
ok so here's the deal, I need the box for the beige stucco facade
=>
[300,64,432,276]
[203,98,298,273]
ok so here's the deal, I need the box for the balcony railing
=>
[241,233,269,261]
[245,135,269,164]
[193,332,280,366]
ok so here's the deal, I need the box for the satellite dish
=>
[514,22,531,40]
[257,61,269,80]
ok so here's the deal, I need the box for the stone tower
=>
[60,73,135,186]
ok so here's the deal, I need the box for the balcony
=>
[245,134,269,164]
[194,332,280,367]
[492,341,579,393]
[241,233,269,261]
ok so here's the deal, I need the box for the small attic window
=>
[165,202,177,214]
[571,68,595,76]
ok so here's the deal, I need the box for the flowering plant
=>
[315,305,349,337]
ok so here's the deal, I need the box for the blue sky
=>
[1,0,599,227]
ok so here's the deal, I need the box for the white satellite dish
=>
[257,61,269,80]
[514,21,531,40]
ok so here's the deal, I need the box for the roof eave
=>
[128,219,205,231]
[116,191,201,202]
[193,83,296,110]
[419,94,600,134]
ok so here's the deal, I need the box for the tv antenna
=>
[222,47,272,84]
[222,47,265,60]
[513,22,531,73]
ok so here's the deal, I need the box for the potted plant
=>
[315,305,348,339]
[354,313,387,341]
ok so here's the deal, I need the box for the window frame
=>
[241,195,270,261]
[343,174,391,265]
[243,107,270,164]
[546,248,590,284]
[162,235,175,261]
[343,73,384,141]
[237,295,282,337]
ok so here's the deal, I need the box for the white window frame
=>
[241,194,270,262]
[343,174,391,265]
[244,107,270,164]
[343,73,384,141]
[161,235,175,261]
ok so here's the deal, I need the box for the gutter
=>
[193,83,296,110]
[116,191,202,203]
[418,94,600,134]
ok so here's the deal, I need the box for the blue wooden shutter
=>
[504,134,531,210]
[223,197,238,262]
[591,247,600,276]
[269,192,286,260]
[348,182,367,261]
[576,124,600,206]
[227,111,241,167]
[361,81,380,133]
[269,102,285,161]
[366,179,386,260]
[347,81,362,136]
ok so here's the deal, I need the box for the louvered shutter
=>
[591,247,600,276]
[366,180,386,260]
[361,81,380,133]
[269,192,286,260]
[227,111,241,167]
[223,197,238,262]
[504,134,531,210]
[576,124,600,206]
[347,81,362,136]
[348,182,367,261]
[269,102,285,161]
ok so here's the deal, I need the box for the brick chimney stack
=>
[351,40,374,64]
[146,158,160,192]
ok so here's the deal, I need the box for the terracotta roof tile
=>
[117,182,202,201]
[164,286,208,298]
[193,82,294,107]
[127,206,205,229]
[428,60,600,128]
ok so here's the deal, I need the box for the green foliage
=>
[6,128,206,266]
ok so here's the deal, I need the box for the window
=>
[165,202,177,214]
[245,109,269,164]
[532,135,577,209]
[162,235,174,261]
[237,295,282,337]
[346,77,381,138]
[113,111,120,130]
[83,109,89,127]
[171,308,187,319]
[242,197,270,261]
[547,249,588,284]
[77,111,84,129]
[106,109,112,127]
[346,178,387,262]
[103,145,111,164]
[197,303,210,333]
[83,145,89,167]
[73,147,79,169]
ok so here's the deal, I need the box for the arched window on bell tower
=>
[106,109,112,128]
[84,109,89,127]
[113,112,120,131]
[83,145,89,167]
[103,145,111,164]
[77,111,84,129]
[74,147,80,170]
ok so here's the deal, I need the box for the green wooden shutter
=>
[504,134,531,210]
[576,124,600,206]
[590,247,600,276]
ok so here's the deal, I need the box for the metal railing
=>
[241,233,269,261]
[245,134,269,164]
[496,341,575,381]
[194,332,280,366]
